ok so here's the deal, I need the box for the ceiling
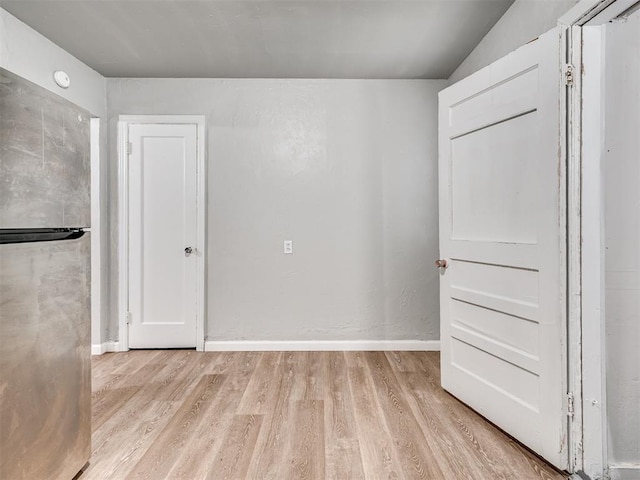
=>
[1,0,514,79]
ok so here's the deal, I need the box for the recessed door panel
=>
[451,112,539,244]
[451,300,539,358]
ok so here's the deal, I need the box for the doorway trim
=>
[560,0,637,478]
[117,115,207,352]
[90,117,103,355]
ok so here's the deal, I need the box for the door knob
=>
[435,259,448,269]
[185,247,193,255]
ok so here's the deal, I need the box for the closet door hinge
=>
[567,392,575,418]
[565,64,575,86]
[126,312,132,324]
[127,142,132,155]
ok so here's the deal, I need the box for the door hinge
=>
[127,142,132,155]
[567,392,575,418]
[565,64,575,86]
[126,312,132,324]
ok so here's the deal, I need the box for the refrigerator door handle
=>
[0,229,85,245]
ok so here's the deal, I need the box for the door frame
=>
[560,0,636,477]
[90,117,102,354]
[117,115,206,352]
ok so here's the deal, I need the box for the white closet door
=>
[128,123,198,348]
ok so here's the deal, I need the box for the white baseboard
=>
[91,342,120,355]
[204,340,440,352]
[609,465,640,480]
[92,340,438,354]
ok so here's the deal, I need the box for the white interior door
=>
[438,28,568,469]
[128,123,198,348]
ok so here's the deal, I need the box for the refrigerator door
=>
[0,67,90,229]
[0,233,91,480]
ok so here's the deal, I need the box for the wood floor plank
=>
[205,351,258,376]
[324,352,366,480]
[95,351,142,374]
[347,366,405,480]
[385,350,428,373]
[411,352,566,480]
[125,374,226,479]
[93,350,196,410]
[83,355,190,479]
[303,351,326,400]
[385,352,490,478]
[91,362,167,431]
[206,414,263,480]
[91,351,176,431]
[92,385,144,431]
[398,371,493,479]
[80,351,568,480]
[286,351,312,401]
[166,352,262,479]
[247,352,324,480]
[110,350,163,375]
[150,350,205,402]
[236,351,283,414]
[79,401,178,480]
[288,400,325,480]
[416,357,528,478]
[244,354,305,479]
[364,351,446,479]
[91,370,125,394]
[344,351,367,369]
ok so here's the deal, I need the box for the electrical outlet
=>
[284,240,293,254]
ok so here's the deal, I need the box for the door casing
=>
[560,0,638,478]
[117,115,206,352]
[90,117,102,353]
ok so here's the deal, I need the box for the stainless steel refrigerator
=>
[0,68,91,479]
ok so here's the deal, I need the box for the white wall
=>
[604,10,640,474]
[107,78,444,344]
[448,0,578,83]
[0,8,110,348]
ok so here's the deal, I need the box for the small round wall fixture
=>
[53,70,70,89]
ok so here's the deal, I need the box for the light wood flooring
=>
[79,350,568,480]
